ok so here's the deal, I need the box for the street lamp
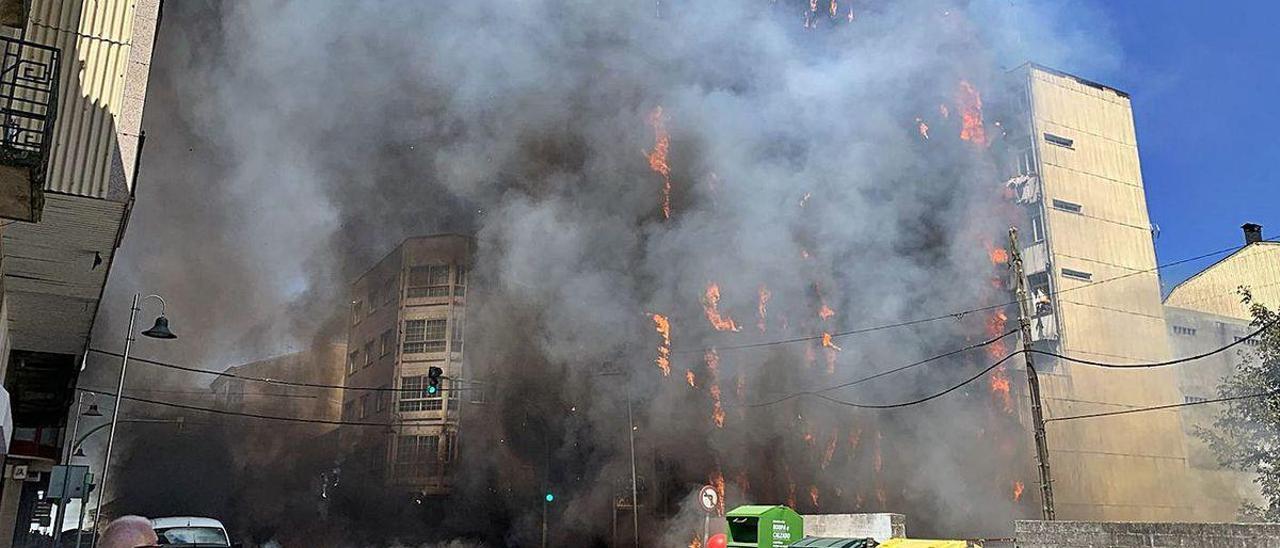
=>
[90,293,176,548]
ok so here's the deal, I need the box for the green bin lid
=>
[727,505,789,517]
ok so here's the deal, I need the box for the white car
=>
[150,517,234,547]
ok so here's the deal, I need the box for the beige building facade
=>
[340,234,472,496]
[1009,64,1198,521]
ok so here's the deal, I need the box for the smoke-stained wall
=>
[86,0,1127,545]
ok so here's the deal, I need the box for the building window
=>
[368,286,380,314]
[364,340,375,366]
[1184,395,1208,404]
[1030,212,1045,243]
[450,312,465,351]
[1234,336,1262,348]
[359,394,371,419]
[403,319,447,354]
[408,265,451,298]
[342,400,354,420]
[376,386,388,412]
[1173,326,1197,336]
[455,265,467,297]
[1043,132,1074,149]
[399,375,443,412]
[1051,199,1083,214]
[347,350,360,376]
[384,276,399,306]
[380,330,395,356]
[396,435,440,476]
[1011,145,1035,176]
[443,430,458,463]
[1061,268,1092,281]
[351,300,364,324]
[469,381,489,404]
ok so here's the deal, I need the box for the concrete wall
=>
[1014,520,1280,548]
[802,513,905,542]
[1165,242,1280,322]
[1024,65,1196,521]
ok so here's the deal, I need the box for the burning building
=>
[338,234,472,496]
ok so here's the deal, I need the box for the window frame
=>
[1061,268,1093,281]
[1051,199,1083,214]
[1043,132,1074,149]
[398,374,444,412]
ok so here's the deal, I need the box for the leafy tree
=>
[1197,288,1280,520]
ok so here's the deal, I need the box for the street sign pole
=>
[698,484,718,544]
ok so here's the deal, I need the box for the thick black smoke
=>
[85,0,1121,545]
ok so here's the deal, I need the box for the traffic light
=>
[427,366,443,395]
[545,492,555,503]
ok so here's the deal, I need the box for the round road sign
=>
[698,484,719,513]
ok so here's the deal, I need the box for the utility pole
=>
[1009,226,1056,520]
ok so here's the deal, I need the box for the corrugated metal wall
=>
[26,0,156,200]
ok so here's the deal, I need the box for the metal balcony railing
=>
[0,34,58,171]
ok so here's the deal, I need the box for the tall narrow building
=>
[1007,64,1197,520]
[340,234,472,496]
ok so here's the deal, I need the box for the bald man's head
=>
[99,515,158,548]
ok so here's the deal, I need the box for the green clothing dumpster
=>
[725,505,803,548]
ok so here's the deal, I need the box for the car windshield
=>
[155,526,229,546]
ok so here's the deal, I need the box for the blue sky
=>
[1070,1,1277,290]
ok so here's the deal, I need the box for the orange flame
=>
[821,332,842,351]
[757,285,771,333]
[689,534,702,548]
[828,0,838,17]
[821,430,839,469]
[989,367,1012,412]
[787,483,798,509]
[702,283,741,331]
[686,369,696,388]
[985,240,1009,264]
[706,349,725,427]
[809,485,820,508]
[651,313,672,376]
[712,471,727,515]
[957,80,988,146]
[916,118,930,140]
[818,303,835,321]
[647,107,673,219]
[874,431,883,474]
[1013,480,1026,502]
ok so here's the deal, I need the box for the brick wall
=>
[1015,520,1280,548]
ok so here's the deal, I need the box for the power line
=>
[740,329,1019,408]
[1044,389,1280,423]
[76,387,403,428]
[675,237,1275,355]
[86,349,479,393]
[1028,319,1277,368]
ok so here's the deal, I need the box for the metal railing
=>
[0,33,59,170]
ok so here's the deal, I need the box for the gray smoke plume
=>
[87,0,1121,545]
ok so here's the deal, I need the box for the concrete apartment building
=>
[1163,224,1278,517]
[0,0,159,544]
[340,235,472,496]
[1006,64,1199,521]
[212,343,347,434]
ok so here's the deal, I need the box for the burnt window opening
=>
[1052,199,1083,214]
[1044,132,1074,149]
[1061,268,1092,281]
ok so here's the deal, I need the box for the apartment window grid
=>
[403,319,447,354]
[399,375,444,412]
[408,265,452,298]
[380,330,395,356]
[395,435,440,477]
[1173,326,1197,337]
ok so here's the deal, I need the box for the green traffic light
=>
[545,493,554,502]
[427,385,438,395]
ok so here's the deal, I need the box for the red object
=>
[707,533,728,548]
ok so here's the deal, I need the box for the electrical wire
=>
[1044,389,1280,423]
[739,329,1019,408]
[86,349,478,393]
[1028,318,1277,368]
[674,236,1276,355]
[77,387,402,428]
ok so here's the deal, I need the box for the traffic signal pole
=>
[1009,226,1056,520]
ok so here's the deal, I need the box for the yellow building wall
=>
[1027,66,1201,520]
[1164,243,1280,322]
